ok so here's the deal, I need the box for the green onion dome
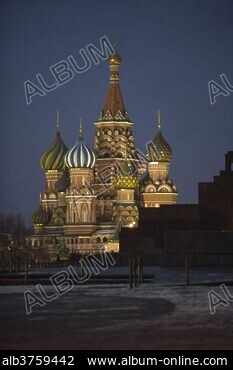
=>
[147,112,172,162]
[40,131,68,171]
[31,206,52,225]
[114,159,139,189]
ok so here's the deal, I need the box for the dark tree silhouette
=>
[0,214,31,236]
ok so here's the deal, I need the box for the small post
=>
[17,257,20,272]
[137,256,141,285]
[139,256,143,284]
[185,255,189,286]
[141,256,144,284]
[25,257,28,283]
[133,256,137,287]
[129,256,133,289]
[80,260,83,280]
[9,255,12,273]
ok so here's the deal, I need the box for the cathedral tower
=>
[31,113,67,233]
[40,112,68,211]
[64,122,97,240]
[112,158,139,228]
[140,112,177,207]
[93,50,137,220]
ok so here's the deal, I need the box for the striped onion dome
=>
[147,112,172,162]
[31,206,52,225]
[40,130,68,171]
[65,124,96,169]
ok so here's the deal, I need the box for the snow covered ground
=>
[0,269,233,350]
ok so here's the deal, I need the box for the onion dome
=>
[31,206,52,225]
[65,122,96,169]
[114,158,139,189]
[147,111,172,162]
[55,168,70,192]
[40,112,68,171]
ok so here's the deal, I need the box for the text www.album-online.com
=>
[1,355,228,366]
[87,355,228,366]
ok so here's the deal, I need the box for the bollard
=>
[138,256,143,285]
[25,259,28,283]
[80,260,83,280]
[141,256,144,284]
[133,257,137,287]
[137,256,141,285]
[129,256,133,289]
[185,255,190,286]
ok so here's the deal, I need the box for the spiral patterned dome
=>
[40,131,68,171]
[31,206,52,225]
[147,112,172,162]
[65,125,96,169]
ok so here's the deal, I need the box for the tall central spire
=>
[157,110,161,130]
[99,50,130,122]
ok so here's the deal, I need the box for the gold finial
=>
[56,111,60,131]
[79,116,83,137]
[157,110,161,130]
[108,41,122,65]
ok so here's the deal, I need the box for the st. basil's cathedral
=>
[29,51,177,255]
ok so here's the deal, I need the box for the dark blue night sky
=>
[1,0,233,220]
